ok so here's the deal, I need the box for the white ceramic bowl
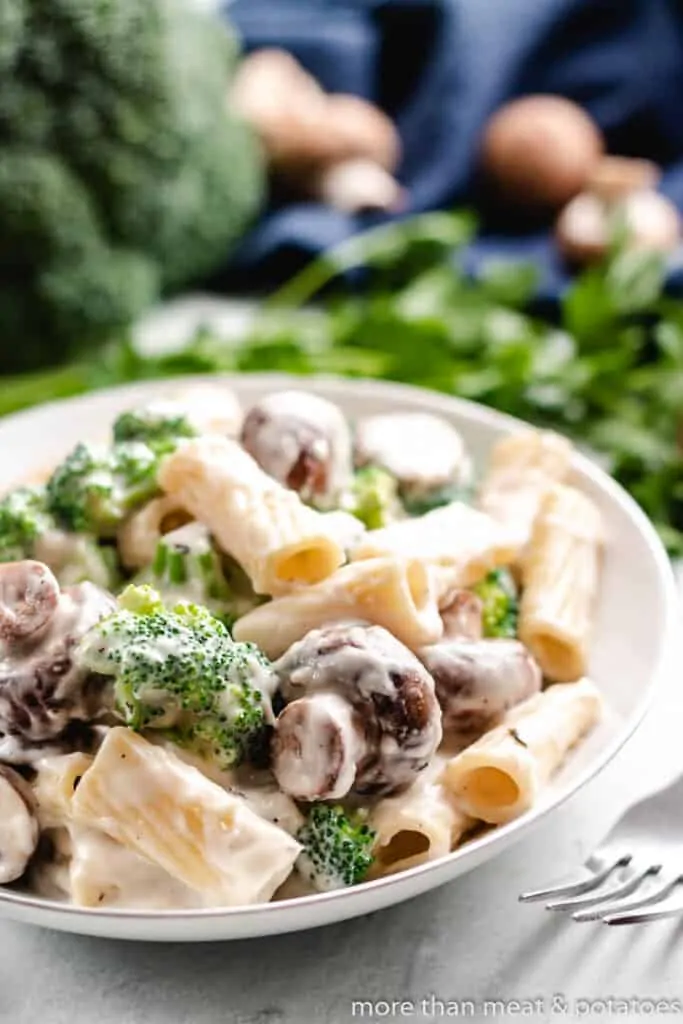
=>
[0,374,675,941]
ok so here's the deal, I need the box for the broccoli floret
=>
[76,584,273,768]
[113,403,198,451]
[472,568,519,638]
[0,487,52,562]
[296,804,376,892]
[0,0,264,371]
[345,466,402,530]
[46,441,160,536]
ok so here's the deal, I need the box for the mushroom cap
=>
[481,95,604,210]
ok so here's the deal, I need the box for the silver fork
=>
[519,772,683,925]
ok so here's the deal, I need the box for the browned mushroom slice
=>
[354,412,472,501]
[272,622,443,799]
[0,765,39,883]
[418,638,541,743]
[0,561,60,645]
[271,692,366,801]
[240,391,353,505]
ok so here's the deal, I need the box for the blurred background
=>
[4,0,683,548]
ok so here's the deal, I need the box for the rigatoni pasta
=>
[519,484,603,681]
[477,430,573,551]
[440,678,603,824]
[369,761,475,877]
[351,501,518,604]
[158,436,345,595]
[233,556,443,656]
[71,728,301,906]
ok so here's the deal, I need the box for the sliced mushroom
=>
[240,391,353,505]
[0,561,60,645]
[418,638,541,743]
[354,412,472,502]
[0,765,39,883]
[0,563,116,764]
[272,622,443,800]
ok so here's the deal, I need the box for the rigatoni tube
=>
[158,436,344,596]
[369,761,474,877]
[71,728,301,906]
[477,430,573,552]
[440,678,603,825]
[519,484,603,682]
[233,557,443,657]
[351,501,517,604]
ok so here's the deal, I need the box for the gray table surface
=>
[3,300,683,1023]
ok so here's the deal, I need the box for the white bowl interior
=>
[0,373,675,940]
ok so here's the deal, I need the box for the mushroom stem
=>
[313,159,406,214]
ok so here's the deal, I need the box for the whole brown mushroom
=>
[556,156,680,264]
[481,95,604,211]
[271,622,443,801]
[231,49,404,213]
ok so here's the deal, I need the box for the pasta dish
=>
[0,384,604,909]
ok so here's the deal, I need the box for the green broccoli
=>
[345,466,402,530]
[46,441,160,536]
[296,804,376,892]
[113,403,198,451]
[0,484,119,588]
[76,584,274,768]
[0,0,263,372]
[0,487,52,562]
[472,568,519,639]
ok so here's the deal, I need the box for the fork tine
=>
[602,876,683,926]
[519,854,631,903]
[564,864,662,918]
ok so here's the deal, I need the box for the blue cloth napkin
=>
[222,0,683,297]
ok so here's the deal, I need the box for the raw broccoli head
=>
[0,487,51,562]
[472,568,519,639]
[46,441,160,536]
[113,403,198,451]
[346,466,401,530]
[296,804,376,891]
[0,0,263,371]
[76,585,274,768]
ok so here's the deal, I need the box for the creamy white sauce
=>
[355,413,472,492]
[0,771,37,883]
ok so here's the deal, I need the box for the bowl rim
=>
[0,371,676,923]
